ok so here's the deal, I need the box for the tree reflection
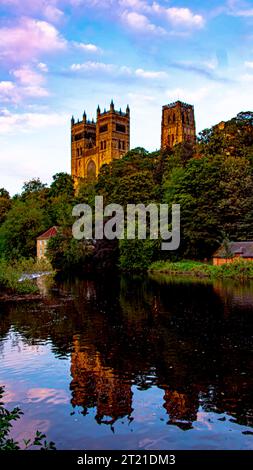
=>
[0,274,253,430]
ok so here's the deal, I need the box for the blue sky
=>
[1,0,253,194]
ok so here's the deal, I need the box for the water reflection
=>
[0,274,253,448]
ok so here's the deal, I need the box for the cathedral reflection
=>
[1,274,253,431]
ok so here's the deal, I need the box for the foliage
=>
[149,259,253,280]
[198,112,253,159]
[0,258,52,295]
[47,229,94,272]
[49,172,75,198]
[119,238,159,271]
[0,199,49,259]
[0,188,11,225]
[163,155,253,259]
[22,178,47,195]
[0,386,56,450]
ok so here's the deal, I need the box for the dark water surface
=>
[0,274,253,450]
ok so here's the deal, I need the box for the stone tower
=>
[161,101,196,150]
[71,101,130,187]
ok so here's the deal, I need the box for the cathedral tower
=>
[71,102,130,187]
[161,101,196,150]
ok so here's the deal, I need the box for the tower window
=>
[116,123,126,133]
[122,141,125,150]
[173,113,176,123]
[99,124,108,133]
[118,140,121,150]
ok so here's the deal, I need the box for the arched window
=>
[87,160,96,181]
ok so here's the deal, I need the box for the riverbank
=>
[149,260,253,280]
[0,258,53,299]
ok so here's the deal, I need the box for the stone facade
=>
[71,101,130,187]
[161,100,196,150]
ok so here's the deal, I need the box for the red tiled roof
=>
[37,226,58,240]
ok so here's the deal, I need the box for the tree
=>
[49,173,75,198]
[0,200,49,259]
[47,229,94,271]
[163,154,253,259]
[21,178,47,198]
[0,188,11,225]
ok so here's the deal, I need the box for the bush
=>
[0,258,53,295]
[0,386,56,450]
[149,259,253,279]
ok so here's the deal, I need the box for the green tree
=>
[0,200,49,259]
[163,154,253,259]
[49,173,75,198]
[0,188,11,226]
[47,229,94,271]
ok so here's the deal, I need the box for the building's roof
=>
[37,226,58,240]
[213,241,253,258]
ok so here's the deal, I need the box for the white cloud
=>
[0,81,16,102]
[72,41,102,53]
[245,61,253,69]
[121,10,166,35]
[71,61,115,73]
[166,86,212,104]
[44,5,64,23]
[240,73,253,82]
[155,6,205,29]
[135,68,168,79]
[0,109,67,134]
[70,61,168,80]
[37,62,49,73]
[227,0,253,17]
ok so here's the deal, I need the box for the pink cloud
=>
[0,65,49,104]
[0,17,67,64]
[1,1,64,23]
[12,65,45,86]
[26,388,69,405]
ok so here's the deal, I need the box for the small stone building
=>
[213,241,253,265]
[37,226,58,259]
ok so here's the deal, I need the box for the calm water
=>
[0,274,253,450]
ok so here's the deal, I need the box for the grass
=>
[149,259,253,280]
[0,258,52,295]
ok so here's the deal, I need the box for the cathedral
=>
[71,100,196,186]
[161,100,196,149]
[71,101,130,187]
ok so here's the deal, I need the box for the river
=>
[0,274,253,450]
